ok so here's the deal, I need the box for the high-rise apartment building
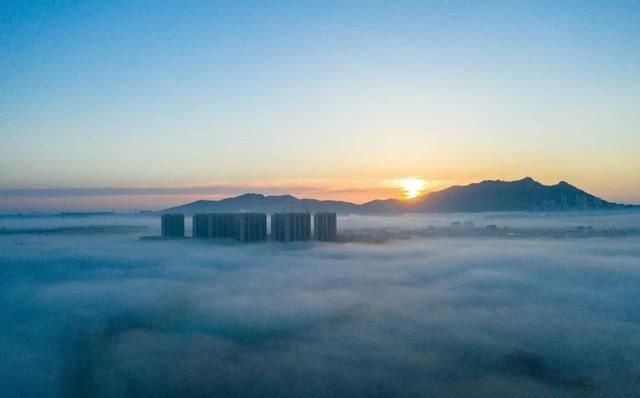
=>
[236,213,267,242]
[192,213,211,238]
[161,214,185,238]
[314,212,337,241]
[271,213,311,242]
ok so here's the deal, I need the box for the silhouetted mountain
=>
[162,178,631,214]
[163,193,360,215]
[385,177,621,212]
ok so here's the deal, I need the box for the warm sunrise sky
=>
[1,1,639,210]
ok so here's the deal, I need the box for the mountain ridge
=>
[162,177,634,214]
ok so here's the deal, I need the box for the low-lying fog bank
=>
[1,212,639,397]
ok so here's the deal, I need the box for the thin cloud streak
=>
[0,179,413,211]
[0,178,460,212]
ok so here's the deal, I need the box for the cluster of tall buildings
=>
[314,212,337,241]
[160,212,338,242]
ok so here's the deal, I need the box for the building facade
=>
[161,214,185,238]
[210,213,240,238]
[314,212,337,241]
[192,213,267,242]
[192,213,210,238]
[271,213,311,242]
[236,213,268,242]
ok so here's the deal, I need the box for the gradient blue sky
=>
[1,1,639,210]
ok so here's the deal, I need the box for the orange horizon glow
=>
[0,177,443,212]
[190,177,441,203]
[2,175,638,212]
[396,177,428,200]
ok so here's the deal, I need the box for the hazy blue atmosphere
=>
[2,212,639,397]
[2,1,640,397]
[2,0,640,207]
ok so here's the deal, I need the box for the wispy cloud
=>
[0,179,413,211]
[0,178,458,212]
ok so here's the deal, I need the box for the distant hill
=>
[163,193,360,215]
[162,177,631,215]
[430,177,619,211]
[362,177,625,213]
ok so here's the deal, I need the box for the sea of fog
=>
[1,212,640,397]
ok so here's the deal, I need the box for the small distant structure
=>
[271,213,311,242]
[450,221,462,229]
[463,221,474,229]
[542,199,556,210]
[485,224,499,231]
[314,212,337,241]
[161,214,185,238]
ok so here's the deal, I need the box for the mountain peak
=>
[516,176,536,184]
[235,193,265,199]
[273,194,298,200]
[477,177,537,185]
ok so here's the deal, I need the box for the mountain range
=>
[162,177,633,215]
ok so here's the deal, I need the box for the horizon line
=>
[2,177,639,212]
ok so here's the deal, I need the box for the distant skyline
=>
[2,1,639,210]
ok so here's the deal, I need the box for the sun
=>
[397,177,427,200]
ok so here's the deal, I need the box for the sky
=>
[1,0,639,210]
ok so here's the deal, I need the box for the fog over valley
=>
[4,1,640,396]
[1,212,639,397]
